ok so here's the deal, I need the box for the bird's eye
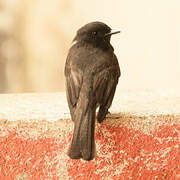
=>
[92,31,97,35]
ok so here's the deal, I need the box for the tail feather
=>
[68,93,96,161]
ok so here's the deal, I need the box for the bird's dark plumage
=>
[64,21,121,161]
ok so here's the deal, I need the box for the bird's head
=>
[73,21,120,45]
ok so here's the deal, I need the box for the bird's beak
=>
[105,30,120,37]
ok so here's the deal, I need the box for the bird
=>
[64,21,121,161]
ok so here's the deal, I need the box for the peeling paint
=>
[67,124,180,179]
[0,130,66,179]
[0,120,180,179]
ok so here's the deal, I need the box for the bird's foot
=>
[106,112,121,119]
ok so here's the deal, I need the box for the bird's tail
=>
[68,85,96,161]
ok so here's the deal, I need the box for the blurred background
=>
[0,0,180,93]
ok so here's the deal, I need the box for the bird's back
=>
[65,41,120,78]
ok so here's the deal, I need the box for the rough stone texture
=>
[0,90,180,179]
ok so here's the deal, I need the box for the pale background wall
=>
[0,0,180,93]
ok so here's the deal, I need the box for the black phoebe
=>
[64,21,121,161]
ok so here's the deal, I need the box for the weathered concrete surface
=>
[0,90,180,179]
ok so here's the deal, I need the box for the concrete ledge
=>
[0,90,180,179]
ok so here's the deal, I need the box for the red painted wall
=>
[0,115,180,179]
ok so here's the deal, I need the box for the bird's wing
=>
[65,62,83,120]
[94,65,119,104]
[93,65,119,122]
